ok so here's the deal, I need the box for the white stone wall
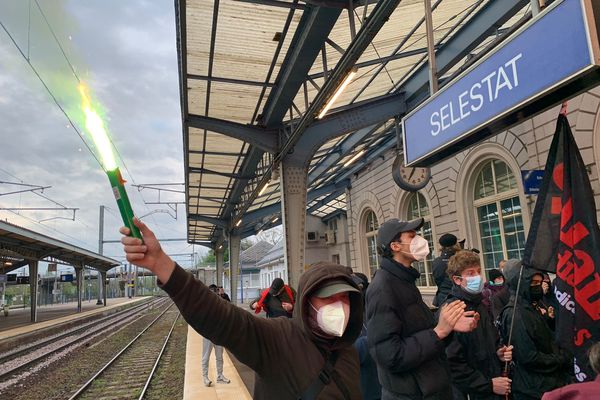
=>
[347,87,600,279]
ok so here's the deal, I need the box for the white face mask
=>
[310,300,349,337]
[400,235,430,261]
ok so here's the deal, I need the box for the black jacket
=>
[366,257,452,399]
[499,260,571,399]
[442,285,503,400]
[251,287,296,318]
[432,249,456,307]
[161,263,363,400]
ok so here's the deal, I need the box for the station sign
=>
[402,0,600,166]
[16,276,29,285]
[60,274,74,282]
[6,274,16,284]
[522,170,545,194]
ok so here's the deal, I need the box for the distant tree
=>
[257,226,283,245]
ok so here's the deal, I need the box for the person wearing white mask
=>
[444,250,513,399]
[366,217,479,400]
[119,218,363,400]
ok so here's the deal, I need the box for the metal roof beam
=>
[188,115,278,153]
[398,0,529,107]
[188,74,275,88]
[219,4,341,240]
[241,179,350,226]
[308,124,379,183]
[187,214,228,228]
[307,187,346,213]
[334,136,395,183]
[233,0,308,10]
[260,5,342,126]
[188,167,255,180]
[289,92,405,165]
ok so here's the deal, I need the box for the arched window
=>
[474,160,525,271]
[406,192,435,287]
[364,210,379,277]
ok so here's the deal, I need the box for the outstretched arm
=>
[120,218,283,372]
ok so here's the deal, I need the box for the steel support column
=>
[75,266,84,313]
[101,271,107,306]
[216,247,224,287]
[228,235,241,304]
[280,161,308,290]
[28,260,38,323]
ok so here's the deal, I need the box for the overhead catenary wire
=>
[0,6,169,241]
[0,17,104,169]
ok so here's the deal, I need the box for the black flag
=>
[523,113,600,382]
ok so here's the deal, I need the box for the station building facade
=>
[345,87,600,299]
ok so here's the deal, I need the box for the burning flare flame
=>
[78,83,117,171]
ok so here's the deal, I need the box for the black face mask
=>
[529,284,544,301]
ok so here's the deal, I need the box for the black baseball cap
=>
[376,217,424,249]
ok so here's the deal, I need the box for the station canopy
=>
[0,220,120,274]
[177,0,535,247]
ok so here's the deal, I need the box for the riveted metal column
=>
[97,205,104,305]
[216,247,224,286]
[280,161,308,290]
[75,265,84,313]
[28,260,39,322]
[228,235,241,304]
[101,272,107,306]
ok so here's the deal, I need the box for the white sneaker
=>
[203,376,212,387]
[217,375,230,384]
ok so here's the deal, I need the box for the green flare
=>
[106,167,142,240]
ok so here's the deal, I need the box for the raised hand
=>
[120,218,175,283]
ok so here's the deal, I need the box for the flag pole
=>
[503,262,524,399]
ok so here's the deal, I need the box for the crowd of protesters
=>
[120,217,598,399]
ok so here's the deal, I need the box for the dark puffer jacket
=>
[161,262,363,400]
[499,260,572,400]
[366,257,452,399]
[442,285,503,400]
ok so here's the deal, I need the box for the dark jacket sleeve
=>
[367,297,445,373]
[161,264,282,372]
[508,312,568,373]
[445,335,493,395]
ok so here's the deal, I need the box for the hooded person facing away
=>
[120,218,363,400]
[499,259,572,400]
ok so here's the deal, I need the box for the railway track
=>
[68,304,180,400]
[0,297,170,385]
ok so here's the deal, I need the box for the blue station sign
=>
[402,0,600,166]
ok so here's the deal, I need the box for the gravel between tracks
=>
[0,301,186,400]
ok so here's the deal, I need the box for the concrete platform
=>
[0,297,150,341]
[184,325,253,400]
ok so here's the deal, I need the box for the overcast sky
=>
[0,1,201,272]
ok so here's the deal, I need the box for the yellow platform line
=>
[184,325,252,400]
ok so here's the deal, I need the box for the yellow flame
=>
[78,83,117,171]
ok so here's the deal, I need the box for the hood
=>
[293,262,363,350]
[504,259,540,302]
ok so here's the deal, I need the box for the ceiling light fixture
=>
[343,149,366,167]
[317,67,358,119]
